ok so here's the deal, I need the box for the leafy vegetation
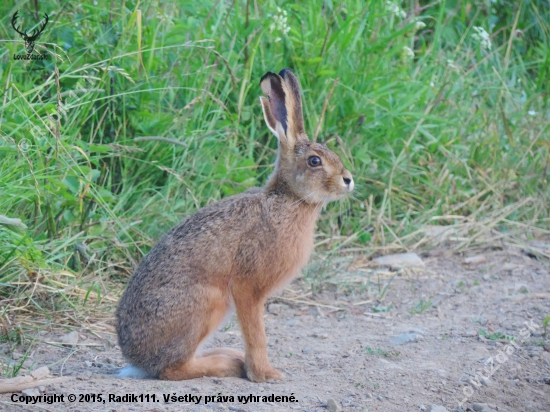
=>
[0,1,548,314]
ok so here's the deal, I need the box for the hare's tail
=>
[118,365,151,379]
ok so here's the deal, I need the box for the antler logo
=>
[12,11,49,54]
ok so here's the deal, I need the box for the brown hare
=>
[116,68,354,382]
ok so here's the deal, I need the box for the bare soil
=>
[1,248,549,412]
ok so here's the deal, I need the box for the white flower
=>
[414,21,426,31]
[472,26,492,50]
[402,46,415,59]
[528,110,537,116]
[271,7,291,36]
[386,1,406,19]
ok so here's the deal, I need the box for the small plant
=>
[410,297,433,315]
[365,346,399,358]
[2,352,28,378]
[478,329,514,341]
[543,316,549,337]
[372,305,394,313]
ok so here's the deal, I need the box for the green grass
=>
[478,329,515,341]
[409,296,433,315]
[0,0,549,316]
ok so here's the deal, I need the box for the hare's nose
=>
[342,173,354,191]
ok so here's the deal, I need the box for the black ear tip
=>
[260,71,278,85]
[278,68,294,78]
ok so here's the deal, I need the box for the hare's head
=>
[260,69,353,204]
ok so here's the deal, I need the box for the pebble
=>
[78,371,93,380]
[60,331,79,346]
[372,252,424,268]
[285,319,300,327]
[22,388,41,397]
[326,398,341,412]
[480,376,491,386]
[389,333,420,345]
[267,303,282,314]
[376,395,384,401]
[471,403,493,412]
[426,405,448,412]
[463,255,486,265]
[31,366,50,379]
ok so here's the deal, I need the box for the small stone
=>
[426,405,449,412]
[377,395,384,401]
[471,403,491,412]
[22,388,41,396]
[78,371,93,380]
[389,333,419,345]
[267,303,282,314]
[60,331,79,346]
[542,376,550,384]
[12,352,22,360]
[372,252,424,268]
[84,361,93,367]
[31,366,50,380]
[39,386,45,392]
[326,398,342,412]
[285,319,300,327]
[463,255,486,265]
[480,376,491,386]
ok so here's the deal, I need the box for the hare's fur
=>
[116,69,353,382]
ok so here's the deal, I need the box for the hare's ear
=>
[278,68,306,139]
[260,70,307,151]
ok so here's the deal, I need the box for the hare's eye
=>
[307,156,322,167]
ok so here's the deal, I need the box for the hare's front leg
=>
[232,282,283,382]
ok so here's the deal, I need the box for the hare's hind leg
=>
[159,355,246,380]
[159,286,246,380]
[200,348,245,360]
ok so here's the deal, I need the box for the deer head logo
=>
[12,11,49,54]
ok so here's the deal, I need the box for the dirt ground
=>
[1,247,549,412]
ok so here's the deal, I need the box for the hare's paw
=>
[246,365,284,382]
